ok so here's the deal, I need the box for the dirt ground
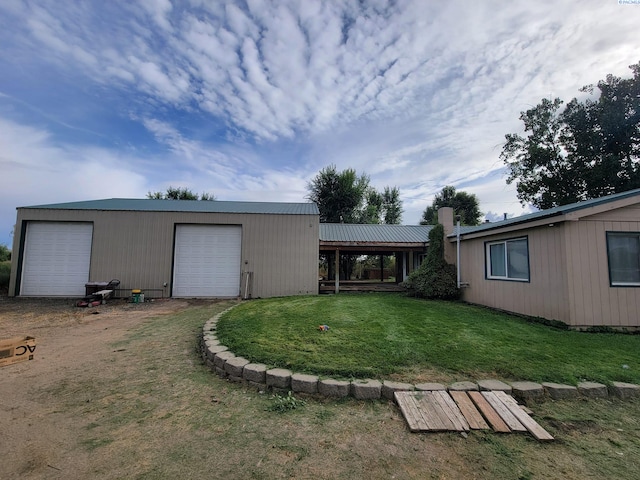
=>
[0,297,193,478]
[2,296,639,479]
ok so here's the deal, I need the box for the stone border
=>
[201,308,640,404]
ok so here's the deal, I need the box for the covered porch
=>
[318,224,431,294]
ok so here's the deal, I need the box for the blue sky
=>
[1,0,639,247]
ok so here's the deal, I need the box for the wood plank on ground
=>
[434,390,470,432]
[481,391,527,432]
[417,392,455,431]
[493,391,554,442]
[394,392,430,432]
[468,391,511,433]
[450,391,490,430]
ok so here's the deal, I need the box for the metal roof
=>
[452,187,640,237]
[20,198,320,215]
[320,223,432,243]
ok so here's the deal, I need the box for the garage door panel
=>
[21,222,93,296]
[173,225,241,297]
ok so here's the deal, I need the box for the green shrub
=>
[403,224,460,300]
[0,244,10,262]
[0,261,11,292]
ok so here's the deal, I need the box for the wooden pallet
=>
[395,390,553,442]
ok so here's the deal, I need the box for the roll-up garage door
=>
[173,225,242,297]
[21,222,93,296]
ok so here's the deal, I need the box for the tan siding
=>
[460,224,570,324]
[10,208,319,299]
[563,214,640,328]
[583,204,640,222]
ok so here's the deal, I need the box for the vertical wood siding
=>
[459,224,570,324]
[564,204,640,328]
[459,203,640,328]
[10,208,319,299]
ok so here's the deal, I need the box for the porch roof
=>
[319,224,431,252]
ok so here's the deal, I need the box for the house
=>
[9,198,320,299]
[441,188,640,330]
[9,189,640,329]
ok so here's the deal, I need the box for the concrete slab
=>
[478,379,512,393]
[318,379,351,397]
[266,368,292,389]
[381,381,414,400]
[351,379,382,400]
[542,382,579,400]
[609,382,640,400]
[577,382,608,399]
[291,373,319,394]
[448,381,478,391]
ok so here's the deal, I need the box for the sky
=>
[1,0,639,247]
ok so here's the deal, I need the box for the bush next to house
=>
[403,223,460,300]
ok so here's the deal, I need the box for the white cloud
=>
[0,118,149,245]
[0,0,638,242]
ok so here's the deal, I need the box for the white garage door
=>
[173,225,242,297]
[21,222,93,296]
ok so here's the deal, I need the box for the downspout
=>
[456,216,461,289]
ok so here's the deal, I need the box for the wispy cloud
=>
[0,0,638,245]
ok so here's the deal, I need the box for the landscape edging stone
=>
[201,306,639,403]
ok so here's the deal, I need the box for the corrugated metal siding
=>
[460,224,570,324]
[10,208,319,299]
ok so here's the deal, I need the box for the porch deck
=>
[319,280,405,293]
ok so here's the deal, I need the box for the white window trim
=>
[485,237,530,282]
[606,231,640,287]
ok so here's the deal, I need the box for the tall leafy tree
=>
[147,186,216,201]
[420,186,482,226]
[502,61,640,209]
[382,186,403,224]
[306,165,402,224]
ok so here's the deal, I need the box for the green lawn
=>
[216,293,640,385]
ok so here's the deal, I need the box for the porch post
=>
[408,251,414,275]
[334,248,340,294]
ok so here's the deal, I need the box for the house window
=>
[607,232,640,286]
[486,237,529,281]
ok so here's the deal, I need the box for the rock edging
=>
[201,308,640,404]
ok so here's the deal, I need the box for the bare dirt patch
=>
[0,297,192,478]
[1,296,639,479]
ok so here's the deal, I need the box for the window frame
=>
[606,231,640,287]
[485,236,530,282]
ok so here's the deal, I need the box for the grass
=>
[5,299,640,479]
[216,293,640,385]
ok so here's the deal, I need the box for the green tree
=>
[403,224,459,300]
[502,62,640,209]
[382,186,403,224]
[420,186,482,226]
[306,165,403,224]
[146,186,216,201]
[0,244,10,262]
